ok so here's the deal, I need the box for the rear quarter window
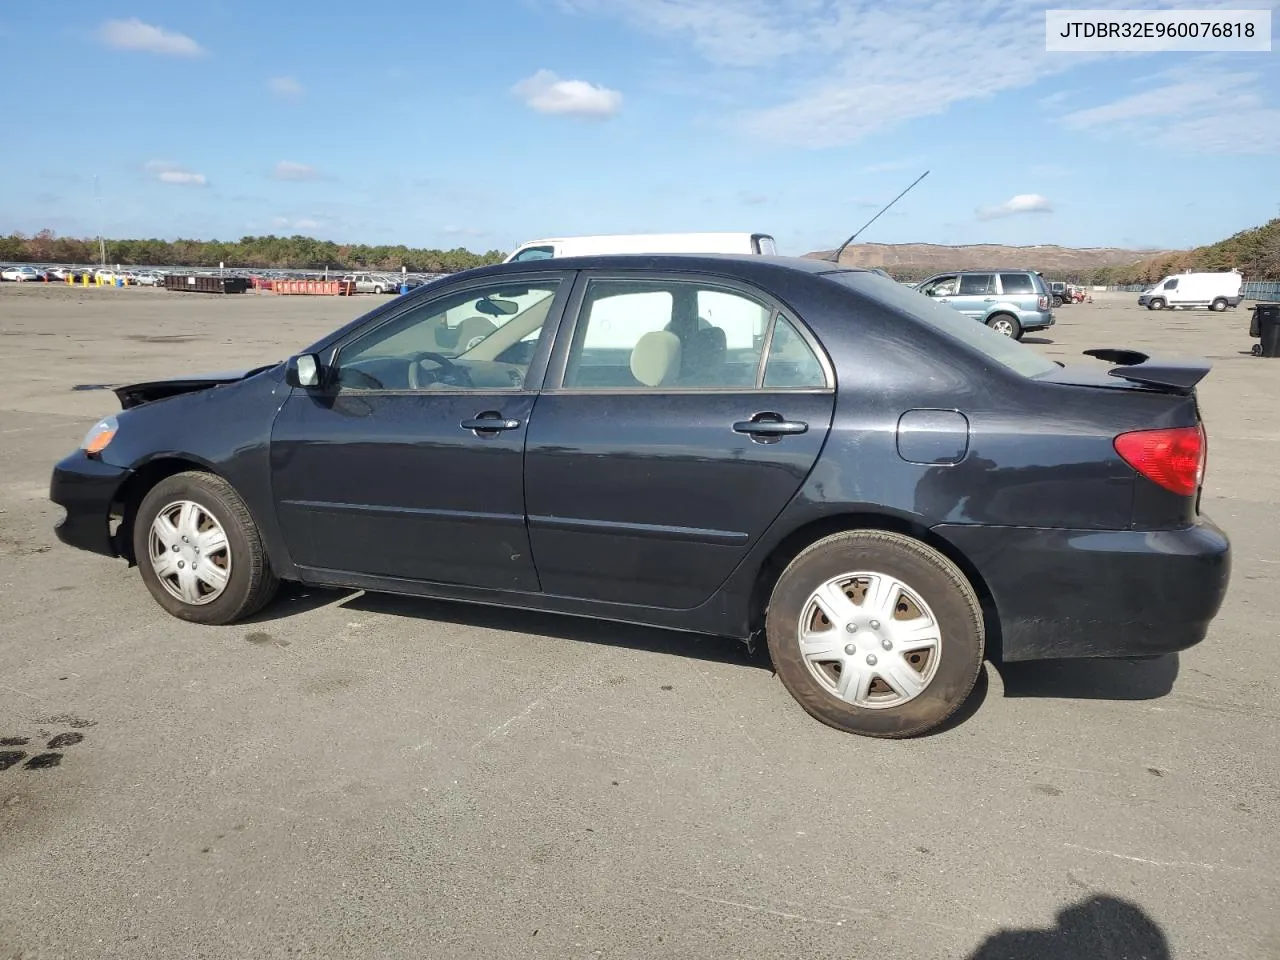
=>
[822,271,1059,378]
[999,273,1035,295]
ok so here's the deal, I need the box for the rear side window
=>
[999,273,1035,295]
[958,274,994,295]
[821,271,1058,378]
[510,246,555,262]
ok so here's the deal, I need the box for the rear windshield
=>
[821,271,1059,378]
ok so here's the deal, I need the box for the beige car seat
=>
[630,330,682,387]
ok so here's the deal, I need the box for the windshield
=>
[821,270,1059,378]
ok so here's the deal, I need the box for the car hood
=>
[112,364,277,409]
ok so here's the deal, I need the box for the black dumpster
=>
[1251,302,1280,357]
[163,274,249,294]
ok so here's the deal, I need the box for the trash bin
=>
[400,283,409,295]
[1254,302,1280,358]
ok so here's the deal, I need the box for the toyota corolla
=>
[49,254,1231,738]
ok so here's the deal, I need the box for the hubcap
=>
[797,571,942,709]
[147,500,231,605]
[991,318,1014,336]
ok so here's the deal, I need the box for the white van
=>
[1138,270,1243,311]
[504,232,777,263]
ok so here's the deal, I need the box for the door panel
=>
[525,393,833,607]
[271,392,539,590]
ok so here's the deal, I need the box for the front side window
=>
[334,280,561,392]
[919,275,958,298]
[958,274,995,296]
[1164,278,1178,290]
[561,278,824,390]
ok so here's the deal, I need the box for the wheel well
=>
[748,513,1003,661]
[111,457,218,564]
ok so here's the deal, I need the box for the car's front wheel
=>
[765,530,985,738]
[986,313,1022,339]
[1148,298,1166,310]
[132,471,279,625]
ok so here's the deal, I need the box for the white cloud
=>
[512,69,622,118]
[144,160,207,186]
[272,161,321,181]
[1061,65,1280,154]
[269,75,304,97]
[443,225,489,237]
[98,18,204,57]
[554,0,1215,146]
[976,194,1053,220]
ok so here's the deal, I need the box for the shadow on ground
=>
[965,894,1169,959]
[329,589,772,672]
[994,654,1179,701]
[1022,336,1055,345]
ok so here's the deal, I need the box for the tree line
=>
[0,229,506,273]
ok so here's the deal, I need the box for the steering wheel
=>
[407,351,471,390]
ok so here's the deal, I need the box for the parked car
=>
[48,254,1230,739]
[1138,271,1243,311]
[505,232,777,263]
[914,269,1055,339]
[1,266,41,282]
[339,272,398,294]
[1048,280,1068,307]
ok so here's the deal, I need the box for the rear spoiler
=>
[1082,348,1211,395]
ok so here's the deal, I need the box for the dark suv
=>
[915,270,1055,339]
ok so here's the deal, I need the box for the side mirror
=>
[286,353,323,388]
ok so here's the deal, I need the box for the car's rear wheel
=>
[986,313,1022,339]
[765,530,985,738]
[132,471,279,625]
[1148,298,1166,310]
[1211,298,1227,312]
[1052,295,1063,307]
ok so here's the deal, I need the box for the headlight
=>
[81,415,119,456]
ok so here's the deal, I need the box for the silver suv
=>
[914,270,1055,340]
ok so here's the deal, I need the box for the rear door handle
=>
[983,297,996,302]
[733,414,809,439]
[461,413,521,433]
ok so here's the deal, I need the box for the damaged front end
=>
[111,364,278,409]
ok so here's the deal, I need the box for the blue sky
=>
[2,0,1278,255]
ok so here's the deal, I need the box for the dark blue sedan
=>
[49,254,1231,738]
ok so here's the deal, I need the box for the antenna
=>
[824,170,930,264]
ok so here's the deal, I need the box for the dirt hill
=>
[804,242,1176,281]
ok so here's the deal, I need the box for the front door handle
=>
[733,413,809,441]
[461,413,521,433]
[983,297,996,302]
[937,298,950,303]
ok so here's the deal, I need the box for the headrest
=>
[630,330,682,387]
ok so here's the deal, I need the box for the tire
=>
[132,471,279,625]
[765,530,985,739]
[1148,298,1165,311]
[1052,295,1063,307]
[1210,298,1227,312]
[986,313,1022,339]
[373,286,384,295]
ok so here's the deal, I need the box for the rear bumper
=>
[1022,311,1054,330]
[49,450,131,557]
[934,518,1231,661]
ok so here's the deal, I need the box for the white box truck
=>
[1137,270,1243,311]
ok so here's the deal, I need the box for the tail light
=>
[1114,425,1205,496]
[1038,295,1050,310]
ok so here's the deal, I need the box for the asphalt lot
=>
[1,282,1277,960]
